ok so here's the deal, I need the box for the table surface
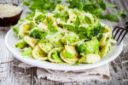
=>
[0,0,128,85]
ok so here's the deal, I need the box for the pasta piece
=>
[54,5,69,21]
[104,26,111,33]
[48,48,62,63]
[79,54,101,64]
[22,47,32,57]
[56,18,66,27]
[43,13,59,32]
[68,9,77,23]
[100,41,111,57]
[55,4,67,12]
[46,32,63,47]
[33,11,46,24]
[38,42,53,53]
[24,36,38,48]
[44,13,55,24]
[61,32,79,45]
[18,21,32,38]
[37,22,48,31]
[109,39,117,44]
[60,45,78,64]
[32,45,47,60]
[84,13,95,24]
[99,32,111,47]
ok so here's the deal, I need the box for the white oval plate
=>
[5,29,123,71]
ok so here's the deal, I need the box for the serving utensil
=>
[112,22,128,45]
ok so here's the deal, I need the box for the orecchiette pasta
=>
[13,5,116,64]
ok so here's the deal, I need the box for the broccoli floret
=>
[29,27,47,39]
[78,21,104,39]
[15,40,28,49]
[51,51,62,63]
[77,37,99,54]
[13,26,19,34]
[86,22,104,39]
[93,23,104,36]
[22,47,32,57]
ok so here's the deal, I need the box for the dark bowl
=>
[0,9,22,27]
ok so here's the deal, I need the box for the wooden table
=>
[0,0,128,85]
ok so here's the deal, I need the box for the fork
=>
[112,22,128,45]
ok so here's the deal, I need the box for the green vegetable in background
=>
[23,0,126,22]
[67,0,125,21]
[23,0,61,12]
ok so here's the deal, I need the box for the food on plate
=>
[13,5,116,65]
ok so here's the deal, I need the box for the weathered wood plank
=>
[0,31,31,85]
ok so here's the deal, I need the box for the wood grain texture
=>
[0,0,128,85]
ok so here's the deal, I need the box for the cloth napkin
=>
[18,63,111,82]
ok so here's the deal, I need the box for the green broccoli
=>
[13,26,19,34]
[51,51,62,63]
[15,40,28,49]
[77,37,99,54]
[29,27,47,39]
[93,22,104,36]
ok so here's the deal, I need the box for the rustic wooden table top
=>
[0,0,128,85]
